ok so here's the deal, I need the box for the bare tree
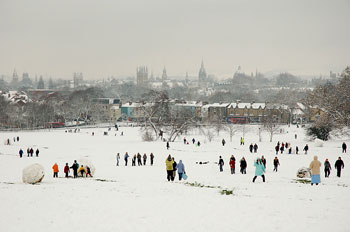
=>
[200,125,215,142]
[225,123,238,142]
[263,114,280,142]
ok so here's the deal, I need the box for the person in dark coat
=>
[303,144,309,154]
[275,145,279,155]
[150,153,154,166]
[197,141,200,147]
[218,156,224,172]
[30,148,34,157]
[222,139,226,146]
[249,144,253,153]
[19,149,23,158]
[296,146,299,154]
[273,157,280,172]
[335,157,345,177]
[253,144,258,153]
[166,141,170,150]
[17,136,19,142]
[342,142,347,153]
[124,152,129,166]
[137,153,142,166]
[240,157,247,174]
[70,160,79,178]
[132,155,136,166]
[86,166,92,177]
[261,156,266,168]
[172,158,177,179]
[27,148,30,157]
[324,159,331,178]
[35,148,39,157]
[192,138,195,144]
[64,163,70,178]
[143,153,147,165]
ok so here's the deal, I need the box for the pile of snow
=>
[314,139,324,147]
[78,159,95,176]
[22,163,45,184]
[296,167,311,178]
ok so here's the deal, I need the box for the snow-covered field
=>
[0,125,349,232]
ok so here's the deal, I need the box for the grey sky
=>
[1,0,349,79]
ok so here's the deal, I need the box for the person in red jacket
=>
[229,155,236,174]
[64,163,70,178]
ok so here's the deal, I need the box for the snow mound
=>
[22,163,45,184]
[78,159,95,176]
[296,167,311,178]
[314,139,324,147]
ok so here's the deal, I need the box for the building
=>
[137,66,148,87]
[198,60,207,87]
[227,102,267,123]
[73,73,84,88]
[92,98,121,122]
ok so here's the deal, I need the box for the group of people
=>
[19,148,39,158]
[52,160,92,178]
[5,136,20,145]
[218,155,251,175]
[275,141,296,155]
[249,143,259,153]
[165,155,186,181]
[183,138,201,147]
[121,152,154,166]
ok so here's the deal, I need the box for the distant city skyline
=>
[0,0,349,80]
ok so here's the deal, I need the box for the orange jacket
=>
[52,163,59,172]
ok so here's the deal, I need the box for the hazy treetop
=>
[1,0,349,79]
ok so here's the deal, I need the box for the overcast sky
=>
[1,0,349,79]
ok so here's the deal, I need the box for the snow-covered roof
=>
[296,102,306,110]
[228,102,266,109]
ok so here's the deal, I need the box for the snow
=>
[22,163,45,184]
[0,125,349,232]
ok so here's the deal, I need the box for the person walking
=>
[143,153,147,165]
[70,160,79,178]
[342,142,347,153]
[222,139,226,146]
[165,155,174,181]
[137,153,142,166]
[240,157,247,174]
[150,153,154,166]
[240,137,244,145]
[273,157,280,172]
[261,156,266,168]
[229,155,236,174]
[192,138,195,144]
[335,157,345,177]
[86,166,92,177]
[116,153,120,166]
[124,152,129,166]
[30,148,34,157]
[275,145,279,155]
[324,159,331,178]
[177,160,185,181]
[218,156,224,172]
[296,146,299,155]
[52,163,59,178]
[19,149,23,158]
[253,143,258,153]
[166,141,170,150]
[249,144,253,153]
[252,158,266,183]
[172,158,177,179]
[27,148,30,157]
[35,148,39,157]
[303,144,309,154]
[309,156,321,186]
[132,154,136,166]
[64,163,70,178]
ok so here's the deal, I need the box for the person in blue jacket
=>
[252,157,266,183]
[177,160,186,181]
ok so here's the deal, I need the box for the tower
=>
[12,69,19,82]
[162,67,167,81]
[198,60,207,87]
[136,66,148,86]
